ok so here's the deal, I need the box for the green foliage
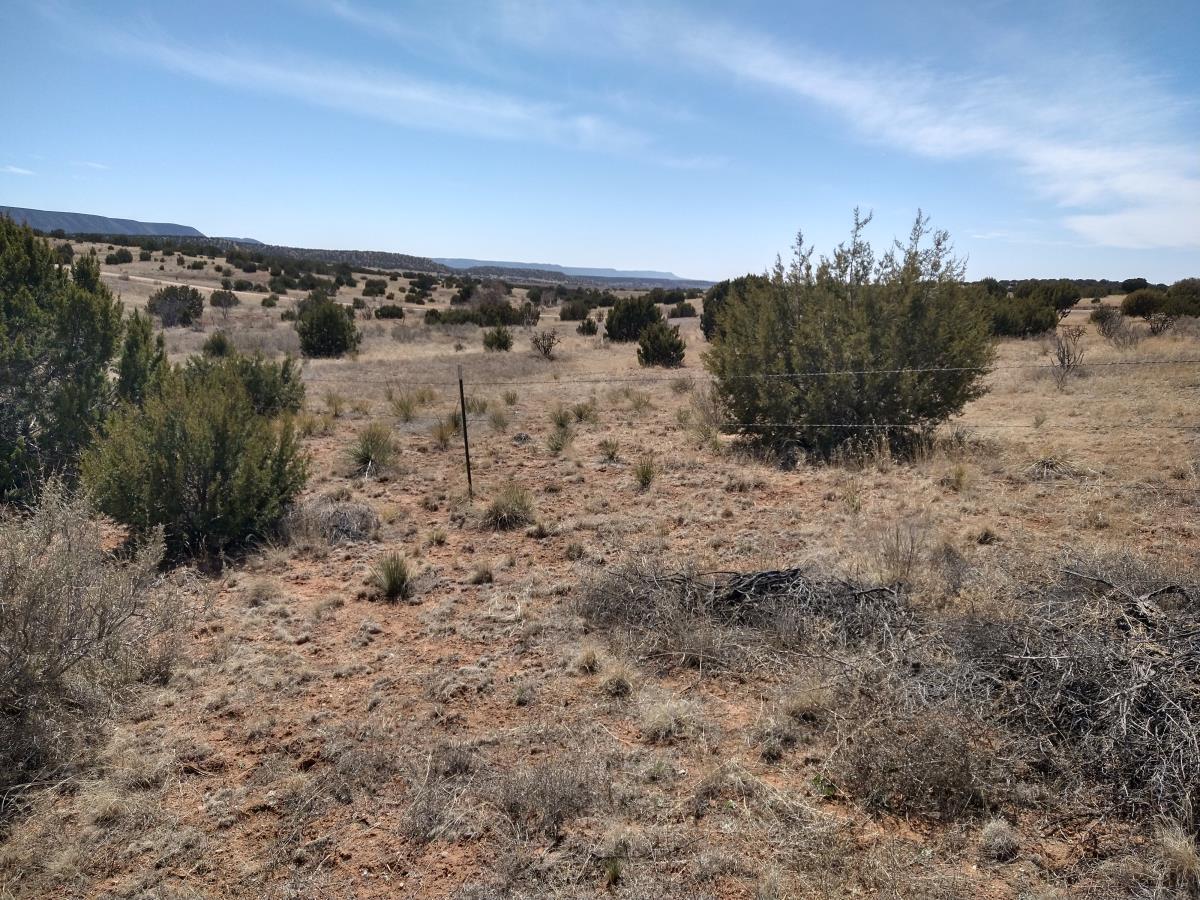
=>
[424,300,537,328]
[184,351,305,417]
[209,289,239,317]
[988,294,1059,337]
[295,292,361,358]
[1120,277,1149,293]
[632,455,656,491]
[576,316,598,336]
[374,303,404,319]
[201,330,234,357]
[1165,278,1200,317]
[705,212,994,458]
[261,294,279,308]
[700,275,769,341]
[115,309,166,406]
[104,247,133,265]
[362,278,388,297]
[0,222,123,501]
[1121,288,1166,320]
[637,321,686,367]
[147,284,204,327]
[669,300,697,318]
[559,298,590,320]
[82,363,306,559]
[605,295,663,342]
[483,325,514,351]
[1013,279,1080,316]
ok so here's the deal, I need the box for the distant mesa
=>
[0,205,204,238]
[435,257,685,281]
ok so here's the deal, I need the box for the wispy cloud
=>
[73,160,109,170]
[686,30,1200,248]
[78,12,684,164]
[492,1,1200,250]
[2,165,34,176]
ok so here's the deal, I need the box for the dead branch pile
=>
[577,559,910,670]
[939,559,1200,819]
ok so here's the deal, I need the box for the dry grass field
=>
[2,243,1199,899]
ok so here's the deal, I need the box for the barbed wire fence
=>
[299,357,1200,500]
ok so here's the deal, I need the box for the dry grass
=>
[7,255,1199,898]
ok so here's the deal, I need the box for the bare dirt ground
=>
[2,245,1198,898]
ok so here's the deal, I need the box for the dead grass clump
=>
[979,818,1019,862]
[1153,824,1200,893]
[483,482,535,530]
[1023,453,1089,481]
[832,713,983,820]
[283,496,379,546]
[639,699,705,744]
[492,758,597,839]
[0,482,186,803]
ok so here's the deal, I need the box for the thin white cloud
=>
[73,160,109,170]
[88,17,667,161]
[492,2,1200,250]
[2,165,34,176]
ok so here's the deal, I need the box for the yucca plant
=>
[350,422,396,474]
[371,552,413,602]
[633,454,656,491]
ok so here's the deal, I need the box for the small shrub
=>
[577,316,598,336]
[483,482,535,530]
[633,454,656,491]
[605,295,663,341]
[670,300,697,318]
[391,394,416,422]
[1050,325,1086,389]
[371,553,413,602]
[324,390,346,417]
[502,390,519,406]
[637,321,686,367]
[350,423,396,475]
[571,400,598,423]
[979,819,1019,862]
[261,294,279,308]
[83,366,307,559]
[833,714,980,820]
[546,426,574,455]
[209,289,240,319]
[531,330,560,359]
[489,409,509,432]
[0,483,183,797]
[431,419,455,450]
[201,330,234,358]
[295,294,361,358]
[550,405,573,429]
[374,304,405,319]
[483,325,513,352]
[147,284,204,326]
[599,439,620,462]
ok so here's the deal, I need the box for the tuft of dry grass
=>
[483,482,535,530]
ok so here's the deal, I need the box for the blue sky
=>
[2,0,1198,282]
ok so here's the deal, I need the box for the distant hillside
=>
[0,205,204,238]
[436,257,685,281]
